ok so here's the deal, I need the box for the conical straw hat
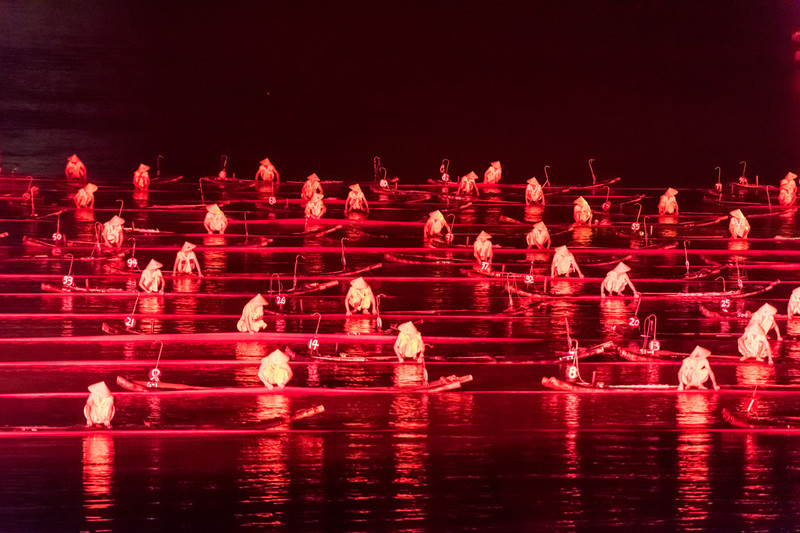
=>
[85,183,98,193]
[477,231,492,240]
[398,321,419,335]
[756,303,778,315]
[87,381,111,397]
[555,245,570,256]
[265,349,290,364]
[786,172,798,181]
[260,158,272,166]
[429,210,444,220]
[145,259,163,270]
[690,346,711,359]
[534,221,547,230]
[108,215,125,225]
[730,209,745,218]
[574,196,588,206]
[251,293,268,306]
[665,187,678,196]
[527,177,540,186]
[464,171,479,181]
[180,241,196,252]
[206,203,222,213]
[307,173,320,182]
[350,277,369,289]
[613,262,631,273]
[491,161,501,169]
[137,164,150,172]
[68,154,81,163]
[349,183,363,194]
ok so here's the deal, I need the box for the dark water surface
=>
[4,2,800,532]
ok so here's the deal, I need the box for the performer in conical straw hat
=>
[483,161,502,184]
[139,259,165,293]
[258,349,293,389]
[237,294,268,333]
[345,277,376,315]
[84,381,115,428]
[657,187,679,215]
[601,262,638,297]
[203,203,228,234]
[65,154,87,181]
[677,346,719,390]
[255,157,279,183]
[74,183,98,208]
[133,163,150,190]
[173,241,202,276]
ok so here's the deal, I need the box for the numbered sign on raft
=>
[268,196,276,205]
[379,178,388,189]
[308,338,319,351]
[275,295,286,306]
[124,316,136,328]
[481,261,491,272]
[127,257,138,269]
[62,275,74,288]
[628,316,640,328]
[525,275,534,285]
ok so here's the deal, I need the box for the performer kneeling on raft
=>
[748,303,782,341]
[658,188,679,215]
[344,183,369,214]
[345,277,376,315]
[484,161,502,184]
[133,164,150,190]
[84,381,115,428]
[74,183,98,208]
[301,173,322,202]
[779,172,797,207]
[203,203,228,234]
[677,346,720,391]
[573,196,592,225]
[788,287,800,320]
[526,221,550,249]
[457,171,480,196]
[729,209,750,239]
[424,210,451,239]
[65,154,87,181]
[305,192,326,219]
[237,294,268,333]
[258,349,293,389]
[551,245,584,278]
[525,177,544,205]
[173,241,202,276]
[394,321,425,363]
[738,323,773,365]
[101,215,125,248]
[255,157,279,183]
[139,259,165,293]
[473,231,493,270]
[601,262,639,297]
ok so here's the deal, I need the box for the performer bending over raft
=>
[173,241,202,276]
[525,177,544,205]
[601,262,638,297]
[84,381,115,428]
[255,158,279,183]
[779,172,797,207]
[551,245,584,278]
[74,183,98,208]
[203,203,228,234]
[484,161,502,184]
[344,183,369,214]
[237,294,268,333]
[345,277,376,315]
[65,154,87,181]
[729,209,750,239]
[738,323,773,365]
[305,192,326,219]
[677,346,719,391]
[394,321,425,362]
[748,303,782,340]
[658,188,679,215]
[473,231,493,269]
[789,287,800,320]
[573,196,592,225]
[457,171,480,196]
[526,221,550,249]
[101,215,124,248]
[139,259,165,293]
[301,173,322,202]
[424,210,451,239]
[133,164,150,190]
[258,349,293,389]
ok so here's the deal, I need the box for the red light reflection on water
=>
[675,394,715,526]
[82,434,114,528]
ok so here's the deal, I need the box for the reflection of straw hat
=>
[145,259,163,270]
[88,381,112,397]
[312,192,324,201]
[527,177,540,186]
[349,183,363,194]
[265,349,290,364]
[85,183,98,193]
[665,187,678,196]
[785,172,798,181]
[534,221,547,230]
[729,209,745,218]
[180,241,197,252]
[137,164,150,172]
[206,203,222,214]
[398,321,419,335]
[429,210,444,220]
[574,196,588,206]
[756,303,778,316]
[555,245,570,256]
[350,277,369,289]
[108,215,125,225]
[491,161,501,169]
[689,345,711,359]
[260,158,272,166]
[612,262,631,273]
[251,293,268,306]
[307,173,320,182]
[464,171,479,181]
[68,154,81,163]
[477,231,492,240]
